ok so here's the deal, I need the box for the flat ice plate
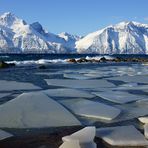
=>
[93,91,147,104]
[60,99,121,121]
[42,88,95,99]
[45,79,115,89]
[0,80,41,91]
[0,93,11,99]
[64,73,99,80]
[96,125,148,146]
[0,129,13,140]
[106,75,148,84]
[0,92,81,128]
[113,100,148,122]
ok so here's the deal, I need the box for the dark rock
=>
[0,61,15,69]
[99,57,107,62]
[77,58,88,63]
[67,58,77,63]
[38,65,47,69]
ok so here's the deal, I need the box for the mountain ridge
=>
[0,12,148,54]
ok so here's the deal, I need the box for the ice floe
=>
[0,92,81,128]
[42,88,95,99]
[0,129,13,140]
[60,127,96,148]
[114,101,148,122]
[106,75,148,84]
[64,73,99,80]
[0,93,11,99]
[96,125,148,146]
[93,91,147,104]
[45,79,115,89]
[144,124,148,139]
[139,116,148,124]
[0,80,41,91]
[59,140,81,148]
[60,99,121,121]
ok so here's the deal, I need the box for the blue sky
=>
[0,0,148,35]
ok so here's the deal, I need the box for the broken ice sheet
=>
[45,79,115,89]
[0,93,11,99]
[93,90,147,104]
[0,129,13,140]
[42,88,95,99]
[106,75,148,84]
[113,100,148,122]
[60,99,121,121]
[96,125,148,146]
[0,92,81,128]
[0,80,41,91]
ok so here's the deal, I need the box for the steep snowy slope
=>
[0,12,80,53]
[76,21,148,54]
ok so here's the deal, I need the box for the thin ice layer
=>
[43,88,95,99]
[96,125,148,146]
[45,79,115,89]
[0,92,81,128]
[60,99,120,121]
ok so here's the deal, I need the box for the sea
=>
[0,54,148,136]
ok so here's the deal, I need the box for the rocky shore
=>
[67,57,148,63]
[0,61,15,69]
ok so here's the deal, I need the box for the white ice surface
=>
[93,91,147,104]
[114,100,148,122]
[144,124,148,139]
[59,140,81,148]
[61,127,96,148]
[45,79,115,89]
[106,75,148,84]
[0,92,81,128]
[0,80,41,91]
[0,129,13,140]
[96,125,148,146]
[62,127,96,143]
[42,88,95,99]
[64,73,99,80]
[139,116,148,124]
[60,99,121,121]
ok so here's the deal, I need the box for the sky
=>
[0,0,148,36]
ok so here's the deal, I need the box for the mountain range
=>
[0,12,148,54]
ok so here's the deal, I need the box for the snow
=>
[96,125,148,146]
[93,91,147,104]
[0,12,80,53]
[76,21,148,54]
[0,129,13,140]
[1,12,148,53]
[60,99,121,121]
[45,79,115,89]
[61,127,96,148]
[0,80,41,91]
[0,92,81,128]
[42,88,95,99]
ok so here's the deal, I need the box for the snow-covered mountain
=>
[76,21,148,54]
[0,12,148,54]
[0,12,80,53]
